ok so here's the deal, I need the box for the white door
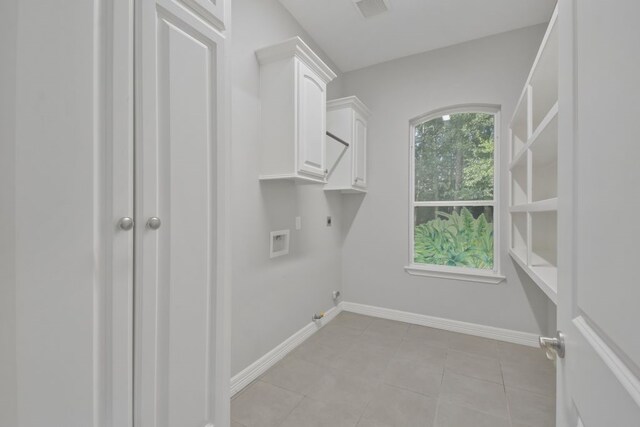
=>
[555,0,640,425]
[297,60,327,179]
[353,114,367,188]
[135,0,228,426]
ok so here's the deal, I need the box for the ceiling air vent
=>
[353,0,389,18]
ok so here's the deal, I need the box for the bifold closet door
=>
[135,0,225,426]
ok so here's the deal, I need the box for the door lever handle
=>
[539,331,565,360]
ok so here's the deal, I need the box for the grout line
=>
[437,394,511,423]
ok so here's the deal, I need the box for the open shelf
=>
[531,211,557,265]
[508,5,558,305]
[530,24,558,132]
[510,92,529,161]
[511,160,528,206]
[511,212,528,264]
[531,108,558,202]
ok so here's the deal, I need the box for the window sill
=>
[404,264,506,284]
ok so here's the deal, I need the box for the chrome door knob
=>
[119,217,134,231]
[147,217,162,230]
[539,331,565,360]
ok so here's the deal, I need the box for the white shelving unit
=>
[509,6,558,304]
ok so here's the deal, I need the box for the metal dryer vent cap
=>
[353,0,389,19]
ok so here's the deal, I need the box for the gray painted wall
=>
[339,25,555,335]
[0,0,18,425]
[230,0,344,376]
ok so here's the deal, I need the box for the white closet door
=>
[296,60,327,178]
[556,0,640,426]
[135,1,226,426]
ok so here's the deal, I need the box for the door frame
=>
[556,0,576,424]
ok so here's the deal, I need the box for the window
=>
[406,106,504,284]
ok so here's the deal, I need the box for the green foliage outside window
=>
[413,112,495,269]
[414,208,493,269]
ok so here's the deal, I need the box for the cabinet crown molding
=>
[255,36,337,83]
[327,96,372,118]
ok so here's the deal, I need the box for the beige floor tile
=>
[507,387,556,427]
[261,356,326,394]
[439,371,509,419]
[333,312,375,331]
[356,329,405,349]
[234,318,559,427]
[497,341,551,367]
[359,384,437,427]
[303,369,381,411]
[445,349,503,384]
[231,381,303,427]
[365,318,410,335]
[329,341,395,380]
[383,356,444,397]
[447,334,499,359]
[404,325,457,348]
[290,339,345,367]
[501,359,556,396]
[394,338,448,366]
[434,400,510,427]
[280,397,363,427]
[310,323,363,352]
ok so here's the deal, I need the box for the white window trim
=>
[406,104,505,284]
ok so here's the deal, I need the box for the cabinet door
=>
[136,1,227,426]
[296,60,327,179]
[353,113,367,188]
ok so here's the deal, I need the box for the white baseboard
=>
[340,301,540,347]
[230,305,342,396]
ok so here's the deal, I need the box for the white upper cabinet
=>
[325,96,371,193]
[256,37,337,183]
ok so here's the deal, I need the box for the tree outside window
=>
[411,109,498,271]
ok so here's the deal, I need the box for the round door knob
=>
[119,217,134,231]
[147,217,162,230]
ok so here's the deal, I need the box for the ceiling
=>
[278,0,556,72]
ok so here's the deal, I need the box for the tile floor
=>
[231,312,556,427]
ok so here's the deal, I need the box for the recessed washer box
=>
[270,229,290,258]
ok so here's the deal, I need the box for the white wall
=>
[230,0,343,376]
[339,25,554,335]
[0,0,18,425]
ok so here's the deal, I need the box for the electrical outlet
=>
[326,216,332,227]
[295,216,301,230]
